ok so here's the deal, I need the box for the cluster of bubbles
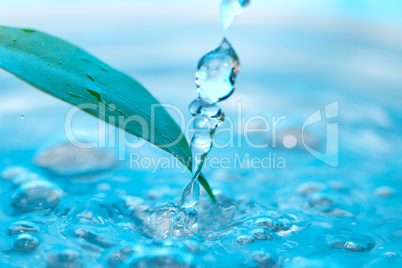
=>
[171,0,250,236]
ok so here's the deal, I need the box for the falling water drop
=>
[196,38,240,105]
[20,115,24,119]
[220,0,250,32]
[180,38,240,209]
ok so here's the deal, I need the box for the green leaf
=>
[0,26,215,203]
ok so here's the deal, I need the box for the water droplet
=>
[189,99,204,116]
[220,0,250,31]
[8,221,39,235]
[196,38,240,105]
[20,115,24,119]
[14,234,39,251]
[12,180,63,211]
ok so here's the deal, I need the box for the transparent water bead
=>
[196,38,240,105]
[220,0,250,31]
[189,100,225,130]
[8,221,39,235]
[12,180,63,211]
[14,234,39,251]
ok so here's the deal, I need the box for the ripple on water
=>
[11,180,63,212]
[328,233,375,252]
[8,221,39,235]
[1,166,28,180]
[332,240,375,252]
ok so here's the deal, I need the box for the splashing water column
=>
[169,1,250,236]
[181,38,240,209]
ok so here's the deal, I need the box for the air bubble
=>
[220,0,250,31]
[14,234,39,251]
[12,180,63,211]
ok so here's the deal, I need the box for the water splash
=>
[179,40,240,210]
[171,1,250,235]
[220,0,250,32]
